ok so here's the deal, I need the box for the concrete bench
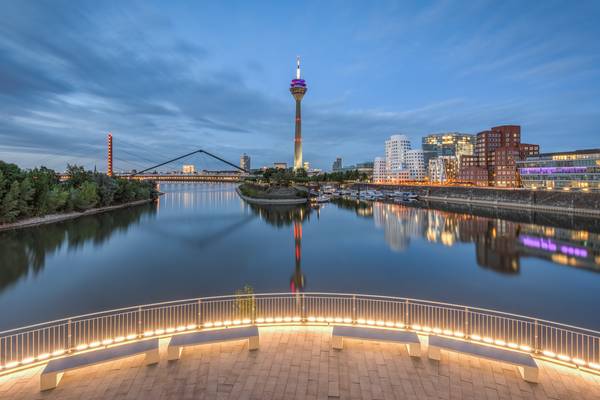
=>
[428,335,538,383]
[40,338,159,391]
[167,326,259,361]
[331,326,421,357]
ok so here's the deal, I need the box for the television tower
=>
[107,133,113,177]
[290,56,307,170]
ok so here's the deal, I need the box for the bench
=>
[167,326,259,361]
[331,326,421,357]
[428,336,538,383]
[40,338,159,391]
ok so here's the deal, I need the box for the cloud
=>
[0,2,599,171]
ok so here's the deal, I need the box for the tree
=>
[29,167,59,215]
[46,186,69,213]
[18,177,35,218]
[93,173,118,206]
[71,181,98,211]
[1,181,21,223]
[66,164,90,188]
[0,170,7,203]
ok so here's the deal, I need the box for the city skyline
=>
[1,2,600,171]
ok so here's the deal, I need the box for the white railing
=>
[1,293,599,373]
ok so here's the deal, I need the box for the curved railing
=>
[1,293,599,374]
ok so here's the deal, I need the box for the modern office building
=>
[406,149,426,181]
[385,135,411,172]
[182,164,195,173]
[517,149,600,190]
[339,161,374,176]
[374,135,425,183]
[303,161,310,171]
[290,57,307,170]
[422,133,475,166]
[332,157,342,172]
[457,125,539,187]
[494,144,539,187]
[273,162,288,170]
[240,153,251,172]
[429,156,458,183]
[373,157,386,182]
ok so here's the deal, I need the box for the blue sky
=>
[1,0,599,172]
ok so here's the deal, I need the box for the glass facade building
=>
[517,149,600,190]
[422,133,475,167]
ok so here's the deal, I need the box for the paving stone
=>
[1,326,599,399]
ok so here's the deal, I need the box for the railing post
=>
[534,319,539,353]
[67,319,72,353]
[301,293,306,322]
[405,299,410,326]
[197,299,202,327]
[138,307,143,337]
[464,307,469,338]
[252,295,257,323]
[352,295,356,323]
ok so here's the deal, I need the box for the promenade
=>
[1,326,598,400]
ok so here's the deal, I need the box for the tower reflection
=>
[247,204,311,290]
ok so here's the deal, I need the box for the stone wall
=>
[362,184,600,214]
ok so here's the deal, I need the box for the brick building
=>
[458,125,539,187]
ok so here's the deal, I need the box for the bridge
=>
[59,138,257,182]
[118,172,243,182]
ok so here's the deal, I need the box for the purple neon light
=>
[290,81,307,88]
[519,235,589,258]
[519,166,587,175]
[520,236,557,252]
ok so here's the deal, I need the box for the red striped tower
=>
[107,133,113,177]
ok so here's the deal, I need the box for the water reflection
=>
[0,204,156,290]
[334,200,600,274]
[247,204,311,292]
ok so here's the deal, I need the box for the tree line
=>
[0,161,157,224]
[258,168,369,185]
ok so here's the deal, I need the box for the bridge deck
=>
[1,326,599,399]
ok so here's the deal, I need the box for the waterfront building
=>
[422,133,475,166]
[273,162,288,169]
[374,135,426,183]
[457,125,539,187]
[494,144,539,187]
[429,156,458,183]
[290,57,307,171]
[340,161,374,177]
[385,134,411,172]
[373,157,386,182]
[332,157,342,172]
[182,164,195,174]
[240,153,250,172]
[517,148,600,190]
[406,149,426,181]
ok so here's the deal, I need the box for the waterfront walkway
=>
[1,326,598,400]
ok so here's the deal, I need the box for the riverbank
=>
[358,184,600,217]
[0,198,155,232]
[235,186,307,205]
[236,183,308,205]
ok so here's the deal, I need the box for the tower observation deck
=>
[290,57,307,171]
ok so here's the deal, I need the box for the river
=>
[0,183,599,331]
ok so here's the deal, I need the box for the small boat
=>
[311,194,331,203]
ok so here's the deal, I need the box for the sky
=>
[1,0,599,172]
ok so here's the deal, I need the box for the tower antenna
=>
[296,56,301,79]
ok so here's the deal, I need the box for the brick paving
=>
[1,326,599,399]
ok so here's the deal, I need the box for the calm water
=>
[1,183,599,331]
